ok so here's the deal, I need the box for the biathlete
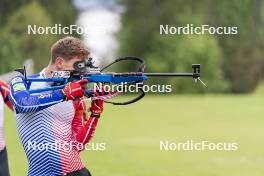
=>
[9,36,106,176]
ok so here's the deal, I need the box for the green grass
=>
[4,88,264,176]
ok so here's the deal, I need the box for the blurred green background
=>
[0,0,264,175]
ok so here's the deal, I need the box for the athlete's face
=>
[55,56,85,71]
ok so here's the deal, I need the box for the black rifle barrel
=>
[145,73,194,77]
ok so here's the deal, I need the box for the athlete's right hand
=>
[62,79,88,100]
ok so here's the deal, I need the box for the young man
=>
[9,37,104,176]
[0,80,13,176]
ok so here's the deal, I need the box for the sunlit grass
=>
[5,84,264,176]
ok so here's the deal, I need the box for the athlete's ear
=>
[54,57,64,70]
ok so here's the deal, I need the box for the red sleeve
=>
[0,81,13,110]
[72,98,99,147]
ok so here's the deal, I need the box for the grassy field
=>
[4,86,264,176]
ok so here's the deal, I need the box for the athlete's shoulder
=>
[10,72,41,92]
[10,76,26,93]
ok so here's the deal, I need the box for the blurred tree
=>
[212,0,263,93]
[0,0,28,25]
[146,35,229,93]
[0,0,78,72]
[39,0,78,26]
[0,32,23,74]
[224,45,262,92]
[119,0,207,56]
[0,0,77,27]
[258,1,264,79]
[2,1,57,72]
[119,0,264,93]
[119,0,228,93]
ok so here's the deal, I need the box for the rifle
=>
[15,56,206,105]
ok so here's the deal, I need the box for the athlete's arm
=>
[72,91,104,147]
[72,100,102,147]
[9,76,65,113]
[0,80,13,110]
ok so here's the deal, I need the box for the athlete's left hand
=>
[89,88,108,117]
[90,99,104,117]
